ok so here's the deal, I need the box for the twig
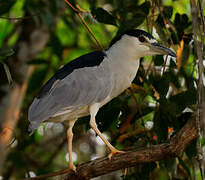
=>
[162,55,168,74]
[25,168,71,180]
[156,0,176,75]
[0,14,40,21]
[198,0,205,142]
[64,0,104,50]
[145,58,153,76]
[190,0,204,179]
[156,0,175,48]
[198,0,205,42]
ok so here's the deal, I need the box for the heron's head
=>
[109,29,176,58]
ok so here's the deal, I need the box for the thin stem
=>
[162,55,168,75]
[64,0,104,50]
[156,0,175,75]
[24,168,71,180]
[0,14,40,21]
[198,0,205,48]
[190,0,204,179]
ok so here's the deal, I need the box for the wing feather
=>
[28,53,113,132]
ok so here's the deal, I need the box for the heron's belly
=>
[46,106,90,123]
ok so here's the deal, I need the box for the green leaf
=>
[0,47,14,58]
[96,98,121,132]
[164,158,176,172]
[169,58,177,68]
[27,68,48,95]
[139,1,150,15]
[118,2,150,33]
[170,89,196,115]
[201,137,205,147]
[156,15,164,27]
[2,62,13,85]
[174,13,191,40]
[153,108,168,142]
[150,74,170,98]
[118,18,144,33]
[0,48,15,85]
[178,157,191,177]
[174,13,190,30]
[163,6,173,19]
[185,139,197,159]
[155,6,173,28]
[136,163,157,180]
[50,33,63,58]
[27,59,49,65]
[154,55,164,66]
[175,112,192,130]
[0,0,16,15]
[91,8,117,26]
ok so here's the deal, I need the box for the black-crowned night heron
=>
[28,29,176,171]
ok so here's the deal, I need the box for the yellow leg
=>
[67,120,76,171]
[89,104,124,159]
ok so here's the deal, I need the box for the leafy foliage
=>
[91,8,117,26]
[0,0,203,180]
[0,0,16,15]
[0,47,14,84]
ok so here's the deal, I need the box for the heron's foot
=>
[123,168,128,176]
[108,149,124,160]
[69,163,77,172]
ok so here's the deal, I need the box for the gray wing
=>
[28,57,113,132]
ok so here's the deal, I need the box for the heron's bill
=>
[150,42,177,57]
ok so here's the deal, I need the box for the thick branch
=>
[60,116,196,180]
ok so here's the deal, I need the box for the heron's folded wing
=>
[28,51,113,132]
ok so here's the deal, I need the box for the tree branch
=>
[64,0,104,50]
[190,0,205,178]
[58,115,196,180]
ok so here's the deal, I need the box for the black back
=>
[37,51,106,99]
[109,29,154,48]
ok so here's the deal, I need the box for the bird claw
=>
[123,168,128,176]
[69,164,77,172]
[108,150,124,160]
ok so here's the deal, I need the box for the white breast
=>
[109,59,140,98]
[105,36,140,99]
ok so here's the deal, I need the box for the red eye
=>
[138,36,146,42]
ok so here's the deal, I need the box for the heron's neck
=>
[105,42,140,98]
[107,40,140,60]
[106,40,140,73]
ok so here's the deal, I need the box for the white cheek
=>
[136,44,150,57]
[140,44,150,51]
